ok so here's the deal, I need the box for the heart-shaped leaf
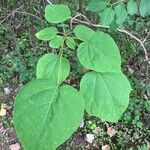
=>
[36,53,70,85]
[77,30,121,73]
[13,79,84,150]
[80,71,131,122]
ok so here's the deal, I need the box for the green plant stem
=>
[57,23,66,86]
[57,40,64,86]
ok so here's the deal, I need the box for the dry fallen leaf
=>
[9,143,20,150]
[0,103,7,116]
[107,126,116,137]
[102,144,110,150]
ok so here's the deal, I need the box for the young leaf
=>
[45,4,71,23]
[49,35,64,48]
[36,53,70,85]
[114,4,128,25]
[80,71,131,122]
[87,0,107,12]
[35,27,58,41]
[66,37,76,49]
[77,31,121,73]
[13,80,84,150]
[100,8,115,26]
[139,0,150,17]
[127,0,138,15]
[73,25,95,41]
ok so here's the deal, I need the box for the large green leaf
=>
[45,4,71,23]
[127,0,138,15]
[87,0,107,12]
[77,31,121,72]
[80,71,131,122]
[114,4,128,25]
[100,8,115,26]
[13,79,84,150]
[35,27,58,41]
[36,53,70,85]
[139,0,150,17]
[73,25,95,41]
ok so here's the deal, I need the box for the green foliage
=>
[139,0,150,17]
[73,25,95,41]
[87,0,150,29]
[49,35,64,48]
[14,80,84,150]
[75,27,121,72]
[66,37,76,50]
[35,27,58,41]
[45,4,71,23]
[87,0,107,12]
[127,0,138,15]
[114,4,128,25]
[80,72,131,122]
[36,54,70,85]
[13,3,131,150]
[100,8,115,26]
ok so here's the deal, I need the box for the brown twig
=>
[0,5,24,24]
[14,10,43,21]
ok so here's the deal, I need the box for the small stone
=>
[102,144,110,150]
[9,143,20,150]
[86,133,94,143]
[0,103,7,116]
[4,87,12,95]
[0,108,6,116]
[107,126,116,137]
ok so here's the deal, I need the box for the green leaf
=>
[139,0,150,17]
[87,0,107,12]
[49,35,64,48]
[77,31,121,72]
[36,53,70,85]
[66,37,76,49]
[45,4,71,23]
[35,27,58,41]
[14,79,84,150]
[100,8,115,26]
[115,4,128,25]
[109,21,118,32]
[80,71,131,122]
[73,25,95,41]
[127,0,138,15]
